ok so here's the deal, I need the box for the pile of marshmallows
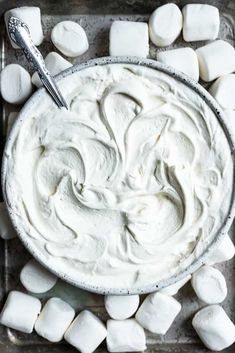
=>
[1,3,235,353]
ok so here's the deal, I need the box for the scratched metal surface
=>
[0,0,234,352]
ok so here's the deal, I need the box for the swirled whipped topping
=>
[4,64,233,289]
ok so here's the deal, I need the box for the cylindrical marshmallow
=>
[157,47,199,81]
[0,64,33,104]
[35,297,75,342]
[104,295,139,320]
[4,7,44,48]
[135,292,181,334]
[32,52,72,87]
[0,291,41,333]
[196,40,235,82]
[182,4,220,42]
[209,74,235,109]
[109,21,149,58]
[192,305,235,351]
[191,265,227,304]
[106,319,146,352]
[205,234,235,265]
[20,259,57,294]
[64,310,107,353]
[51,21,89,57]
[149,3,182,47]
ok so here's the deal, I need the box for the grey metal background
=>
[0,0,234,352]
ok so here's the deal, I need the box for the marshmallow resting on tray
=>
[182,4,220,42]
[0,291,41,333]
[20,259,57,294]
[4,7,43,48]
[104,295,139,320]
[192,305,235,351]
[35,297,75,342]
[106,319,146,352]
[157,47,199,81]
[135,292,181,334]
[109,21,149,57]
[160,274,191,296]
[64,310,107,353]
[51,21,89,57]
[191,265,227,304]
[196,40,235,82]
[32,51,72,87]
[0,64,33,105]
[209,74,235,110]
[149,3,182,47]
[205,234,235,265]
[0,202,16,239]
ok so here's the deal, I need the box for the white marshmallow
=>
[0,64,33,105]
[182,4,220,42]
[206,234,235,265]
[7,112,18,136]
[0,202,16,239]
[109,21,149,57]
[4,7,43,48]
[135,292,181,334]
[149,4,182,47]
[20,259,57,294]
[209,74,235,109]
[192,305,235,351]
[196,40,235,82]
[104,295,139,320]
[51,21,89,57]
[160,274,191,296]
[0,291,41,333]
[106,319,146,352]
[191,265,227,304]
[64,310,107,353]
[157,47,199,81]
[35,297,75,342]
[32,52,72,87]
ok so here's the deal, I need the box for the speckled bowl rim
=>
[2,56,235,295]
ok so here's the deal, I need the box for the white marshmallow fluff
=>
[3,63,233,290]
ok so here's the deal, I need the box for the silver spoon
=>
[8,16,68,110]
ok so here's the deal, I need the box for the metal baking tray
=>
[0,0,234,352]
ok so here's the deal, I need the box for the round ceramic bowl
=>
[2,56,235,295]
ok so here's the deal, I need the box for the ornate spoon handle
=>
[8,16,68,110]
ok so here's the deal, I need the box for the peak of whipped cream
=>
[4,64,233,289]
